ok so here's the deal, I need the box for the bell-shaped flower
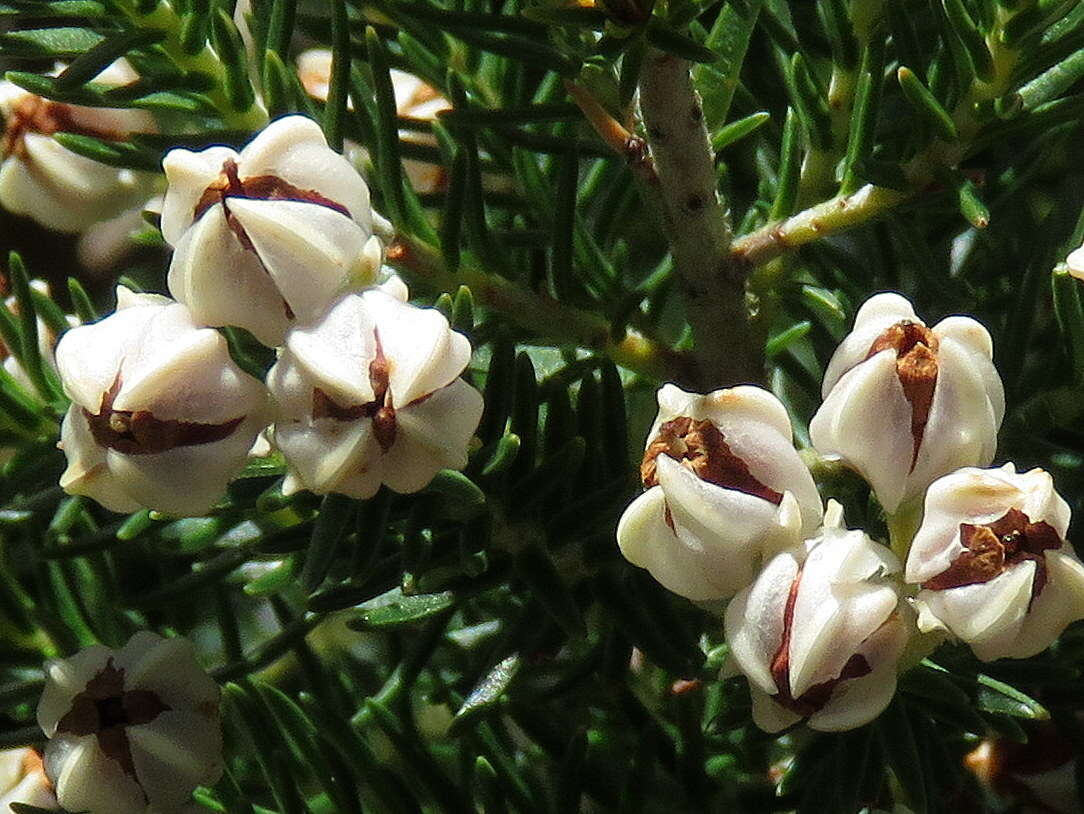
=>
[37,631,222,814]
[725,502,910,732]
[0,60,155,233]
[266,281,483,498]
[1067,242,1084,281]
[1,747,57,811]
[161,115,385,346]
[906,464,1084,661]
[55,287,270,516]
[616,384,823,602]
[810,292,1004,514]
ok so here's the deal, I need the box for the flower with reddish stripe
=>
[0,60,155,233]
[906,464,1084,661]
[617,384,822,602]
[266,280,483,498]
[725,502,910,732]
[55,286,270,516]
[810,292,1004,514]
[36,632,222,814]
[161,115,387,346]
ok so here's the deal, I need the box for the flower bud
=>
[266,282,483,498]
[162,115,385,346]
[1067,243,1084,281]
[1,279,78,401]
[55,286,270,516]
[810,292,1004,514]
[0,747,57,811]
[905,464,1084,661]
[0,61,155,233]
[725,503,910,732]
[37,631,222,814]
[616,384,823,601]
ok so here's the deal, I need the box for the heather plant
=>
[1,0,1084,812]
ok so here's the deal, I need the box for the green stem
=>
[637,48,761,388]
[736,5,1021,270]
[117,0,268,131]
[390,236,695,383]
[886,498,923,565]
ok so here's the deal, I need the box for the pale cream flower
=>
[810,292,1004,514]
[617,384,823,601]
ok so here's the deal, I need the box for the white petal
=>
[920,562,1034,648]
[51,736,146,814]
[750,687,802,733]
[225,197,371,321]
[115,633,219,711]
[821,292,920,396]
[282,295,378,405]
[128,710,223,809]
[167,203,290,347]
[237,115,373,233]
[616,487,735,601]
[57,407,143,514]
[381,379,483,493]
[810,350,914,513]
[161,145,238,244]
[37,646,112,735]
[1006,551,1084,659]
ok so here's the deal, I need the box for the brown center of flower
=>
[84,376,245,455]
[55,659,170,779]
[866,320,940,470]
[922,507,1062,601]
[1,94,128,159]
[311,329,399,452]
[768,569,874,718]
[640,416,783,504]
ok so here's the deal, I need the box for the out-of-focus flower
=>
[725,502,910,732]
[617,383,822,601]
[55,286,269,516]
[266,281,483,498]
[906,464,1084,661]
[0,747,57,811]
[76,195,163,275]
[0,60,155,233]
[297,50,450,194]
[0,279,77,400]
[162,115,384,346]
[966,725,1079,814]
[810,292,1004,514]
[37,631,222,814]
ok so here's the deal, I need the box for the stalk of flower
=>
[161,115,387,346]
[55,286,270,516]
[810,292,1004,516]
[297,49,451,195]
[0,747,57,811]
[905,464,1084,661]
[724,502,911,732]
[0,60,156,233]
[36,631,222,814]
[616,383,823,601]
[266,279,483,498]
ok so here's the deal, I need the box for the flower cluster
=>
[618,292,1084,733]
[55,115,483,516]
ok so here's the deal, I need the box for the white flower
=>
[0,747,57,811]
[905,464,1084,661]
[810,292,1004,514]
[725,502,910,732]
[161,115,385,346]
[1,279,78,400]
[37,632,222,814]
[297,51,450,194]
[55,286,270,516]
[616,384,823,602]
[266,282,483,498]
[0,60,155,233]
[1067,243,1084,281]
